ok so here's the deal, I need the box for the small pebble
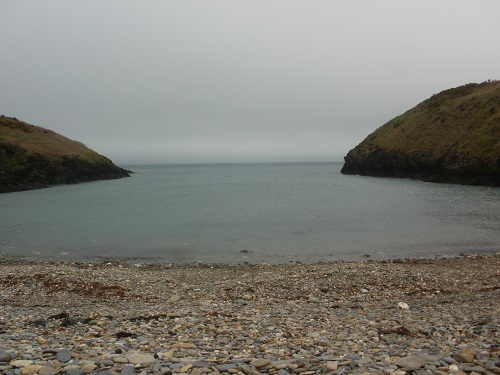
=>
[0,255,497,375]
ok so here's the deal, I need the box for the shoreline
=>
[1,247,499,268]
[1,254,499,374]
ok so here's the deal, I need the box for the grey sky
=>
[1,1,499,165]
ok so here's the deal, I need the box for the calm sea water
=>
[1,162,499,264]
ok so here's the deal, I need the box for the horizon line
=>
[120,160,345,167]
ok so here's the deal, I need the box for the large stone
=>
[10,360,33,368]
[169,363,186,370]
[396,355,429,371]
[21,365,43,375]
[56,349,72,363]
[127,352,155,366]
[38,367,57,375]
[418,354,439,362]
[326,361,338,371]
[397,302,410,309]
[216,363,238,372]
[0,350,11,363]
[97,371,120,375]
[192,361,210,368]
[253,359,270,368]
[463,365,485,373]
[441,356,456,364]
[112,356,128,364]
[121,365,136,375]
[66,368,84,375]
[81,363,97,373]
[453,353,475,363]
[180,364,193,372]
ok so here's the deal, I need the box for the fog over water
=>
[1,1,500,164]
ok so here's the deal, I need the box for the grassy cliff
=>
[341,81,500,186]
[0,116,130,193]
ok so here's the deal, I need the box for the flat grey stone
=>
[349,361,360,369]
[10,360,33,367]
[418,354,439,362]
[127,353,155,366]
[0,349,11,363]
[463,365,485,373]
[112,355,128,364]
[56,349,71,363]
[169,362,186,369]
[396,355,429,371]
[121,365,136,375]
[66,369,84,375]
[216,363,238,371]
[253,359,271,368]
[485,360,496,369]
[358,358,372,365]
[38,366,56,375]
[101,359,114,367]
[89,356,105,365]
[192,361,211,368]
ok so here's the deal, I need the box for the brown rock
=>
[253,359,270,368]
[395,355,428,371]
[453,353,475,363]
[21,365,43,375]
[326,361,338,371]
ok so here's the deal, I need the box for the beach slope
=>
[0,255,498,374]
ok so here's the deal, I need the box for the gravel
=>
[0,254,499,374]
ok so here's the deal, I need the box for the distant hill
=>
[341,81,500,186]
[0,116,130,193]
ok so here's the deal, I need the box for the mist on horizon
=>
[1,1,499,165]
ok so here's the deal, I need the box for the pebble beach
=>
[0,254,499,375]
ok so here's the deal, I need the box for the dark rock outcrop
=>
[341,81,500,186]
[0,116,130,193]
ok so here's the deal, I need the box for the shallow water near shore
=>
[1,162,499,264]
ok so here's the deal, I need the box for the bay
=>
[0,162,499,264]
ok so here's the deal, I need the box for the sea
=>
[1,162,499,264]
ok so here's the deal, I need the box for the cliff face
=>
[0,116,130,193]
[341,81,500,186]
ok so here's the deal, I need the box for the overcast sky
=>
[1,1,499,165]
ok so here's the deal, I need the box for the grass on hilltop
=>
[342,80,500,185]
[0,116,129,193]
[0,116,104,164]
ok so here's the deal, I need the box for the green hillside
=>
[341,81,500,186]
[0,116,130,193]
